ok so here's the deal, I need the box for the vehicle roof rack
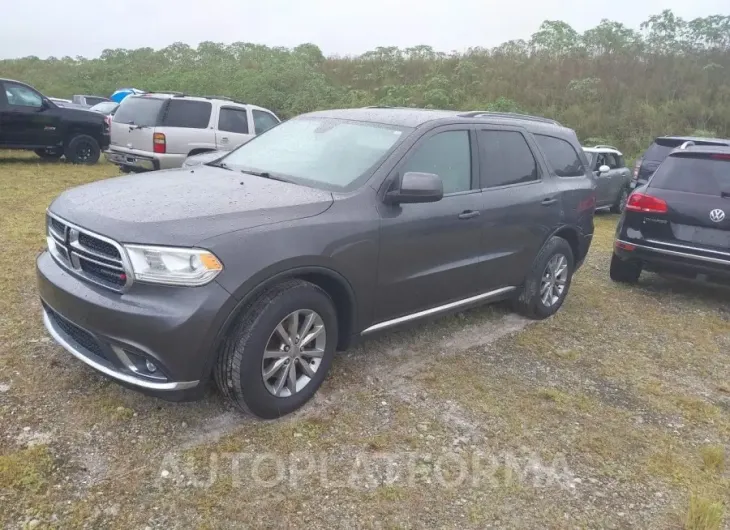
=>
[594,144,619,151]
[458,111,562,126]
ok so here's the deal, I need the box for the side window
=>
[218,107,249,134]
[162,100,212,129]
[605,153,619,169]
[535,134,586,177]
[252,110,280,134]
[596,153,607,169]
[4,82,42,108]
[478,130,538,188]
[401,130,472,195]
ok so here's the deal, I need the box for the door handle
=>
[458,210,480,220]
[541,197,558,206]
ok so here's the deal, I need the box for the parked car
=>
[72,95,110,107]
[0,78,110,163]
[632,136,730,189]
[38,107,595,418]
[89,101,119,116]
[105,93,280,172]
[611,144,730,285]
[582,145,632,212]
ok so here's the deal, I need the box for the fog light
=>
[145,359,157,373]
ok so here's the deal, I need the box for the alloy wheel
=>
[540,254,569,307]
[261,310,326,398]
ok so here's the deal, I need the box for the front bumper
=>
[37,251,237,400]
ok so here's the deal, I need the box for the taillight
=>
[153,132,166,154]
[625,192,668,213]
[104,115,111,131]
[632,158,641,180]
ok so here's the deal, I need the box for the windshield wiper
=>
[240,168,293,184]
[207,161,233,171]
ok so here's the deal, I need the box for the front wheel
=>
[64,134,101,164]
[215,280,338,419]
[512,236,575,320]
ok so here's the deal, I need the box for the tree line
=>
[2,9,729,156]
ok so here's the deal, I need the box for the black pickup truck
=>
[0,79,109,164]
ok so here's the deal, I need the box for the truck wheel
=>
[512,236,574,320]
[215,280,338,419]
[611,188,629,213]
[609,253,642,284]
[34,148,63,160]
[64,135,100,164]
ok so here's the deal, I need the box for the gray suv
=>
[37,108,596,418]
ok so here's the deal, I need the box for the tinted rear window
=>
[535,134,586,177]
[113,97,165,127]
[162,100,212,128]
[650,155,730,195]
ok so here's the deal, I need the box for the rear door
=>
[215,106,254,150]
[110,96,165,153]
[476,127,561,289]
[641,153,730,252]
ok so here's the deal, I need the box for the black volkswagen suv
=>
[612,145,730,285]
[38,108,596,418]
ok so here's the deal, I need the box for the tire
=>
[512,236,575,320]
[609,253,642,284]
[611,187,629,214]
[64,134,101,164]
[34,148,63,160]
[214,280,338,419]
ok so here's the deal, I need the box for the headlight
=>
[124,245,223,286]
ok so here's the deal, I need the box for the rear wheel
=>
[64,134,100,164]
[214,280,338,419]
[34,148,63,160]
[611,187,629,213]
[513,236,574,320]
[609,253,642,283]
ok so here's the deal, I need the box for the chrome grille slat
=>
[46,213,131,292]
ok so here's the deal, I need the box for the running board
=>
[360,286,517,335]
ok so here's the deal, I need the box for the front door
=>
[374,127,484,323]
[0,81,59,147]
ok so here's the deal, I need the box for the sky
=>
[1,0,728,60]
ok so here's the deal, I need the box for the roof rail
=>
[458,111,562,126]
[679,141,695,150]
[595,144,619,151]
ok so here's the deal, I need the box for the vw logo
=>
[709,209,726,223]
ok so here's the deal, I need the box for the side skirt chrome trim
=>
[361,286,517,335]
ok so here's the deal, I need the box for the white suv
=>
[105,93,280,172]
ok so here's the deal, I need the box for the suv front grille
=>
[47,214,130,292]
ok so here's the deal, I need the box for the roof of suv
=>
[302,107,569,132]
[583,146,623,156]
[136,93,273,113]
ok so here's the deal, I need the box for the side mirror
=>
[599,165,610,174]
[40,98,51,110]
[385,172,444,205]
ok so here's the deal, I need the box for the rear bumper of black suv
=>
[37,250,237,400]
[615,239,730,283]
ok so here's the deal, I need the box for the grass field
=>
[0,151,728,529]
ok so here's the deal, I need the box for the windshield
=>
[113,96,165,126]
[650,154,730,196]
[90,101,118,114]
[219,117,411,190]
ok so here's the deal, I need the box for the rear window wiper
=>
[127,122,148,130]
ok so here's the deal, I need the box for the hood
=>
[49,166,334,246]
[57,106,105,122]
[182,150,226,168]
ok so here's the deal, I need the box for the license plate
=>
[673,224,730,248]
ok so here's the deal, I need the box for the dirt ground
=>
[1,152,728,529]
